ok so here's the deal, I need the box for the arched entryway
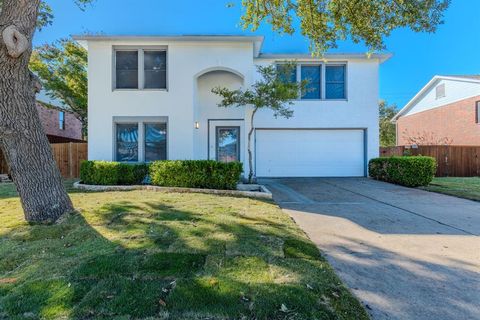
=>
[193,68,245,162]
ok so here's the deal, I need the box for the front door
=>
[216,126,240,162]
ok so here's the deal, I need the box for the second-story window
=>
[276,63,346,100]
[144,51,167,89]
[301,65,321,99]
[325,65,346,99]
[59,111,65,130]
[115,49,167,90]
[116,51,139,89]
[476,101,480,124]
[276,64,297,84]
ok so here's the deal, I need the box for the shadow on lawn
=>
[0,196,366,319]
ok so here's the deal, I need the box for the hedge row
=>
[368,156,437,187]
[149,160,243,190]
[80,161,149,185]
[80,160,243,190]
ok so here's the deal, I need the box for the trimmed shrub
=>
[149,160,243,190]
[80,161,149,185]
[369,156,437,187]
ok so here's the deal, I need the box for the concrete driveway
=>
[260,178,480,320]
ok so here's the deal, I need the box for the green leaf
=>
[241,0,450,54]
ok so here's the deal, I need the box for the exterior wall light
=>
[194,121,200,129]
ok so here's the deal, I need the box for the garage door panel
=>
[255,129,365,177]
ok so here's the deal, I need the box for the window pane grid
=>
[276,63,346,100]
[116,123,139,162]
[115,49,167,90]
[326,65,346,99]
[144,123,167,161]
[301,65,321,100]
[144,51,167,89]
[116,51,139,89]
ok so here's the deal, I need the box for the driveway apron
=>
[260,177,480,320]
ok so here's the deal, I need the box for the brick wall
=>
[36,102,83,141]
[397,95,480,146]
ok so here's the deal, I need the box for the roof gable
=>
[392,75,480,121]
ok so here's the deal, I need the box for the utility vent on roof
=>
[436,83,446,99]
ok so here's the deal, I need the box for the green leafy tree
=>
[241,0,450,53]
[379,100,397,147]
[212,63,306,183]
[30,39,88,138]
[0,0,93,222]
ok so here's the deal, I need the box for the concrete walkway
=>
[260,178,480,320]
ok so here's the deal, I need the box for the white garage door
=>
[255,129,365,177]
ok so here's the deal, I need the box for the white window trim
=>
[276,61,348,101]
[113,116,169,162]
[113,46,168,91]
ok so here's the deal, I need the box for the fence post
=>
[69,142,73,178]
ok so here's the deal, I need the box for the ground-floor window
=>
[115,119,167,162]
[116,123,139,162]
[144,123,167,162]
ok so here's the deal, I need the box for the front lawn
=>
[422,177,480,201]
[0,181,367,319]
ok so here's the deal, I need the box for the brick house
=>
[392,75,480,146]
[36,101,84,143]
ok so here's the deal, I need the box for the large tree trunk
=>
[0,0,73,222]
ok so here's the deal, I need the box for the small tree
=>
[379,100,397,147]
[30,39,88,138]
[212,63,306,183]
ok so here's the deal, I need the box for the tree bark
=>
[0,0,73,222]
[247,107,258,184]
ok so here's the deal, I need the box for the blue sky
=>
[35,0,480,109]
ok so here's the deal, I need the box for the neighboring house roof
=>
[392,75,480,122]
[442,75,480,80]
[72,34,392,62]
[36,90,66,109]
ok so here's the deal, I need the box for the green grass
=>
[422,177,480,201]
[0,181,368,320]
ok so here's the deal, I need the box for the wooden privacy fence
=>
[0,143,87,178]
[380,146,480,177]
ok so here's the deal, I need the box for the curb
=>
[72,181,273,200]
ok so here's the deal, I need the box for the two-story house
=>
[74,35,390,177]
[393,75,480,146]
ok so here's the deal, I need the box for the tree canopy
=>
[379,100,397,147]
[241,0,450,53]
[0,0,93,29]
[30,39,88,137]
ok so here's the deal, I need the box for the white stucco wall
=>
[252,58,380,162]
[87,40,254,162]
[404,78,480,117]
[86,38,382,175]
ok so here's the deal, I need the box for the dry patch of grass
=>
[0,181,367,319]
